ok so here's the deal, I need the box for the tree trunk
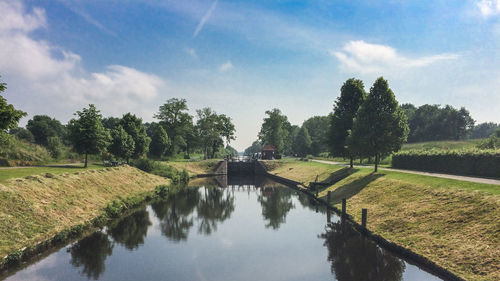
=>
[84,153,88,168]
[349,156,353,168]
[374,153,379,172]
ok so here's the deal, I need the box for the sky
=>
[1,0,500,151]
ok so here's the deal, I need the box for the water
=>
[3,176,444,281]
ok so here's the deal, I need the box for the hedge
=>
[392,149,500,178]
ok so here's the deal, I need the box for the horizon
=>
[1,0,500,151]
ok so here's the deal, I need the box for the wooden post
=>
[327,191,331,204]
[327,209,331,223]
[315,188,318,197]
[362,208,367,228]
[342,198,346,217]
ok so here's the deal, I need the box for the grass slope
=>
[0,166,169,258]
[266,160,500,281]
[165,160,220,176]
[0,164,105,184]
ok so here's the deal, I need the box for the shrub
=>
[392,149,500,178]
[51,229,70,245]
[105,200,123,218]
[155,185,169,197]
[5,250,23,266]
[131,158,155,172]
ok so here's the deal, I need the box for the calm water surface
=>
[3,176,444,281]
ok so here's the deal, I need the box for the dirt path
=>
[312,159,500,186]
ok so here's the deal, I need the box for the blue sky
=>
[1,0,500,151]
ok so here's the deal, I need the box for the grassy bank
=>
[0,165,169,259]
[265,160,500,281]
[165,159,221,176]
[0,164,105,184]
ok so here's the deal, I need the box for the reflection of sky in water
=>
[5,179,444,281]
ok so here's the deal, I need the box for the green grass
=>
[0,164,106,184]
[401,139,484,151]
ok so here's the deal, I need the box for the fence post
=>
[327,191,331,204]
[327,209,331,223]
[362,208,367,228]
[315,188,318,197]
[341,198,346,217]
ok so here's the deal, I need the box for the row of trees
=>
[250,77,408,171]
[1,76,236,165]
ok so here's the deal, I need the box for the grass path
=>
[0,164,105,184]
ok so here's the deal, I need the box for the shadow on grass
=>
[321,168,358,185]
[328,173,384,204]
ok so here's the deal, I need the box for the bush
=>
[132,158,155,172]
[5,250,23,266]
[392,149,500,178]
[105,200,123,218]
[155,185,169,197]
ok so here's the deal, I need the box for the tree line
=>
[0,77,236,166]
[248,77,499,171]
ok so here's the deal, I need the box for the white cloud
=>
[0,0,164,121]
[0,0,46,33]
[219,60,233,72]
[477,0,500,18]
[193,0,218,38]
[55,0,117,37]
[331,40,458,74]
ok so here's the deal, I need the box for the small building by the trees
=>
[261,145,277,160]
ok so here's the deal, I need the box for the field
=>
[165,159,221,176]
[265,160,500,281]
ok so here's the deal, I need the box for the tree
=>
[102,116,121,130]
[351,77,409,172]
[329,78,366,167]
[148,123,170,158]
[258,108,290,154]
[67,104,110,168]
[294,126,312,157]
[26,115,66,146]
[108,125,135,163]
[9,127,34,142]
[0,77,27,143]
[196,108,236,159]
[154,98,193,155]
[120,113,150,159]
[302,116,330,156]
[470,122,500,139]
[244,140,263,156]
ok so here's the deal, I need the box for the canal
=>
[3,175,444,281]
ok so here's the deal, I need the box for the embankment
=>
[0,166,169,261]
[264,160,500,281]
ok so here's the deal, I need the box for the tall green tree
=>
[302,116,330,156]
[294,126,312,157]
[329,78,366,167]
[351,77,409,172]
[196,108,235,159]
[0,78,27,143]
[120,113,150,159]
[108,125,135,163]
[26,115,66,146]
[154,98,193,155]
[148,123,170,158]
[258,108,290,154]
[67,104,110,168]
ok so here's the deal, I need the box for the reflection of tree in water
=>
[196,187,235,235]
[151,188,200,242]
[109,208,151,250]
[68,231,113,280]
[320,221,405,281]
[296,192,326,214]
[258,187,294,229]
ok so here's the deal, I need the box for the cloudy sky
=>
[1,0,500,151]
